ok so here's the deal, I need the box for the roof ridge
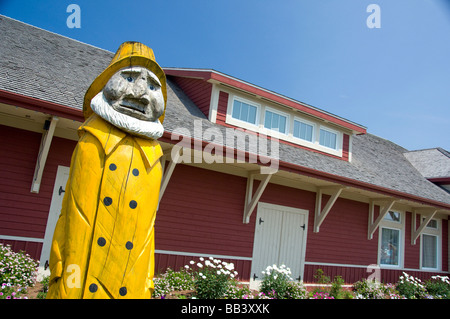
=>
[437,147,450,158]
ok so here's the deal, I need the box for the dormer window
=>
[264,108,288,134]
[319,127,338,150]
[225,92,346,158]
[231,98,259,126]
[293,118,314,143]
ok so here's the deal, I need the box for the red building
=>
[1,15,449,287]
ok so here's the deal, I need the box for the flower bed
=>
[1,245,449,299]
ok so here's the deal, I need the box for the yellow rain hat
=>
[83,41,167,123]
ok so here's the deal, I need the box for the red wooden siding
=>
[169,76,213,118]
[156,164,254,257]
[216,90,229,124]
[342,133,350,161]
[0,124,76,260]
[157,169,449,283]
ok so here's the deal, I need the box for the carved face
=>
[102,67,164,122]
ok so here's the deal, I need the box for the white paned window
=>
[319,128,337,150]
[293,119,314,142]
[421,218,440,270]
[264,109,287,134]
[380,228,400,266]
[232,99,258,125]
[378,210,404,268]
[225,92,344,157]
[422,234,438,269]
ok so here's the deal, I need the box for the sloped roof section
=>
[1,15,450,208]
[0,15,113,110]
[404,148,450,179]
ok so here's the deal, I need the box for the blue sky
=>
[1,0,449,151]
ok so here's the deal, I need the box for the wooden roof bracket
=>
[367,198,396,240]
[159,146,182,203]
[411,208,438,245]
[243,171,273,224]
[31,116,59,193]
[314,186,345,232]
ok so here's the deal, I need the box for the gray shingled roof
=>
[404,148,450,179]
[1,15,450,207]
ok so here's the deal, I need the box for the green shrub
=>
[259,264,307,299]
[353,278,396,299]
[424,275,450,299]
[188,257,238,299]
[0,243,39,299]
[396,272,427,299]
[0,243,38,287]
[153,268,195,298]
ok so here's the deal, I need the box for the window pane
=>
[279,115,286,133]
[248,104,257,124]
[384,211,401,222]
[294,120,313,142]
[426,219,438,229]
[240,102,249,122]
[264,110,272,128]
[422,235,437,268]
[320,129,337,149]
[293,121,300,138]
[380,228,400,266]
[232,100,241,120]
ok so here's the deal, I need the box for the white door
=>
[38,165,70,274]
[250,203,308,290]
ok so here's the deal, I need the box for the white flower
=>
[225,263,234,271]
[190,260,195,265]
[200,257,204,261]
[197,263,203,268]
[184,265,189,269]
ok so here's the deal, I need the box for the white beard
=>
[90,92,164,140]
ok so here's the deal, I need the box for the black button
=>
[125,241,133,250]
[104,197,112,206]
[129,200,137,209]
[97,237,106,247]
[89,283,98,293]
[109,163,117,171]
[119,287,127,296]
[132,168,139,176]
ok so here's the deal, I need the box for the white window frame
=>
[226,95,261,130]
[262,106,289,137]
[420,218,441,271]
[293,117,315,144]
[224,91,344,157]
[378,210,405,268]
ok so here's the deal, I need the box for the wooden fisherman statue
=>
[47,42,167,299]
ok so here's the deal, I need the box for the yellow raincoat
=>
[46,114,163,299]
